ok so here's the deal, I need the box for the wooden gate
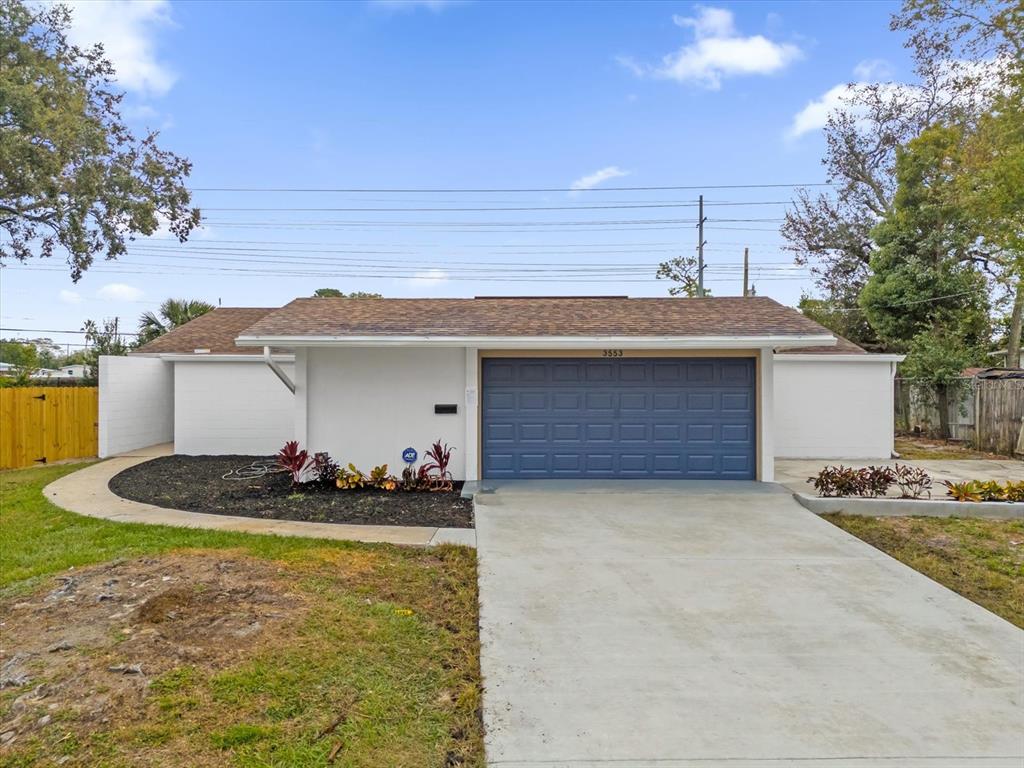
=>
[0,387,98,469]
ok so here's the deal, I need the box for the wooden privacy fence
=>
[0,387,98,470]
[895,377,1024,456]
[975,379,1024,455]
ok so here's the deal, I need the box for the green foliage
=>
[137,299,216,345]
[369,464,398,491]
[655,255,709,297]
[861,125,991,386]
[0,337,39,384]
[312,288,383,298]
[797,296,880,349]
[79,317,131,382]
[941,479,1024,502]
[899,328,978,388]
[335,463,367,490]
[0,1,200,280]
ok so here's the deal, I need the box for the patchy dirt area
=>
[0,553,304,754]
[895,436,1015,461]
[109,455,475,529]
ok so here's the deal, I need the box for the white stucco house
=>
[100,297,902,482]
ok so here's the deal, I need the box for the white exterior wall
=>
[174,361,294,455]
[98,355,174,457]
[774,358,896,459]
[304,347,467,479]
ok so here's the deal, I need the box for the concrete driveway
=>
[475,481,1024,767]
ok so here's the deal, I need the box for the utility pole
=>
[696,194,707,297]
[743,247,749,297]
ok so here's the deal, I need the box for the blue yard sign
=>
[402,447,418,464]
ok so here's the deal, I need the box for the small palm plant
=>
[137,298,216,344]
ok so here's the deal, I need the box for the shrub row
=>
[808,464,933,499]
[809,465,1024,503]
[276,439,457,493]
[941,480,1024,503]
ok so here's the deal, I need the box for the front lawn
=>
[0,463,483,767]
[822,513,1024,628]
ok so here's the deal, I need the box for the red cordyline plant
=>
[276,440,312,486]
[423,442,456,479]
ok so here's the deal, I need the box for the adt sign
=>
[402,447,418,464]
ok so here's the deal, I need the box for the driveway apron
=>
[474,480,1024,768]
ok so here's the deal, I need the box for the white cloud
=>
[406,269,449,286]
[622,6,801,90]
[788,83,854,138]
[570,166,630,192]
[64,1,176,96]
[853,59,893,81]
[96,283,144,302]
[787,58,1003,139]
[59,290,82,305]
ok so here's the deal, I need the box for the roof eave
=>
[234,334,838,350]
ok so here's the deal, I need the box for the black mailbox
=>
[434,403,458,414]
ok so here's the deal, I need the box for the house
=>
[101,297,902,482]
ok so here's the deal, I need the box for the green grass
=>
[823,513,1024,628]
[0,462,483,767]
[1,463,373,594]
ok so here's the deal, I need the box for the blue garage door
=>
[482,357,756,479]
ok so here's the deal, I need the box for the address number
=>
[602,349,624,357]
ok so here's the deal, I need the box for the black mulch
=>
[108,455,474,529]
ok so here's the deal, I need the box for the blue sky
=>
[1,0,913,351]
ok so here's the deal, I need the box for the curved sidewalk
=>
[43,446,475,548]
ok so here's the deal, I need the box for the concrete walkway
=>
[475,481,1024,767]
[44,445,475,547]
[777,457,1024,495]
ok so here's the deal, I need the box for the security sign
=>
[402,447,418,464]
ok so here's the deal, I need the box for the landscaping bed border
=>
[794,492,1024,520]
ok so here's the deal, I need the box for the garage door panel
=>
[686,362,716,383]
[619,423,647,442]
[552,423,581,441]
[552,392,582,411]
[519,423,548,442]
[653,423,681,442]
[686,392,715,411]
[721,423,751,443]
[687,423,715,442]
[619,454,649,473]
[482,357,755,480]
[721,392,752,412]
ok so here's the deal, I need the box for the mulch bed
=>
[109,455,474,529]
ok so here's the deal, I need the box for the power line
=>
[0,327,141,336]
[190,182,832,193]
[198,201,793,213]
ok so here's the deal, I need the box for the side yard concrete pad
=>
[475,481,1024,767]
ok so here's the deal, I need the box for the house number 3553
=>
[602,349,623,357]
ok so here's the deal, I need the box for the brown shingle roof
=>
[779,335,867,355]
[235,296,836,341]
[134,308,277,356]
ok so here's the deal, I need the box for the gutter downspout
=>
[264,346,295,394]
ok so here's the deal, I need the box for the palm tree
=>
[137,298,216,345]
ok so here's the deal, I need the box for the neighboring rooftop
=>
[236,296,837,341]
[134,307,276,356]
